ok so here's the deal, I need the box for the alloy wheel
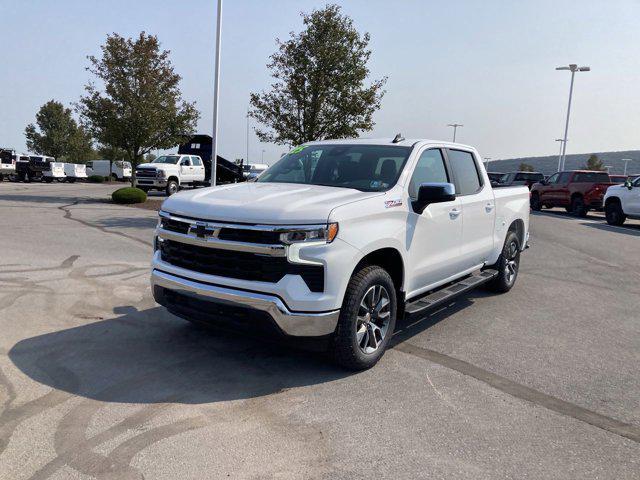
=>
[505,240,519,285]
[356,285,391,354]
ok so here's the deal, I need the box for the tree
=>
[582,154,605,171]
[249,4,386,146]
[77,32,200,181]
[25,100,93,161]
[519,163,535,172]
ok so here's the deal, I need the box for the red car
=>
[530,170,615,217]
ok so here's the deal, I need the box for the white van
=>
[42,161,66,182]
[86,160,132,180]
[63,163,88,182]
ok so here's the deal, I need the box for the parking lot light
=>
[556,64,590,171]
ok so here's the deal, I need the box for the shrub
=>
[112,187,147,204]
[88,175,105,183]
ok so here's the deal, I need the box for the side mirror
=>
[625,179,633,190]
[412,182,456,214]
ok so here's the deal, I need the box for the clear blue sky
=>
[2,0,639,164]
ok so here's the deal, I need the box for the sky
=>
[2,0,640,165]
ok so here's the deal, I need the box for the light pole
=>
[447,123,463,142]
[210,0,223,187]
[261,149,266,163]
[246,109,250,167]
[556,64,590,171]
[621,158,633,175]
[484,157,491,170]
[555,138,565,171]
[605,165,612,173]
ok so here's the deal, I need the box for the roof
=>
[304,138,476,149]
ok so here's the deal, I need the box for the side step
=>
[405,269,499,316]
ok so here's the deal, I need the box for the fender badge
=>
[384,199,403,208]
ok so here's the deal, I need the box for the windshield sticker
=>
[370,180,382,189]
[289,145,307,155]
[384,199,403,208]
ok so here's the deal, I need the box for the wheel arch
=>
[167,175,180,184]
[507,219,525,247]
[605,195,621,207]
[350,247,405,294]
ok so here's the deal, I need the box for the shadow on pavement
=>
[94,216,159,229]
[581,221,640,236]
[9,306,350,404]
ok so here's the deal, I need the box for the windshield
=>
[152,156,180,165]
[257,144,412,192]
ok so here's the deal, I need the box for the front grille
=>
[160,239,324,292]
[136,168,157,178]
[217,228,281,244]
[161,217,190,234]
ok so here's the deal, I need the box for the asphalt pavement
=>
[1,182,639,480]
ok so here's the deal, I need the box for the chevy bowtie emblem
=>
[190,222,218,239]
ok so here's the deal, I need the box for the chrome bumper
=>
[151,269,339,337]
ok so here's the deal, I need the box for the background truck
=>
[42,161,66,182]
[134,154,206,195]
[498,171,545,190]
[603,175,640,225]
[63,163,88,182]
[178,134,245,184]
[150,138,530,370]
[86,160,132,180]
[0,148,17,180]
[530,170,615,216]
[14,155,54,182]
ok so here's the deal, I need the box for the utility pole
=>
[246,109,250,167]
[484,157,491,170]
[555,139,565,172]
[556,64,590,171]
[622,158,632,175]
[447,123,463,142]
[210,0,223,187]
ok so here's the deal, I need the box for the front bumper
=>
[135,178,167,187]
[151,269,340,337]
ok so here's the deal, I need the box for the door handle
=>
[485,203,494,213]
[449,208,461,219]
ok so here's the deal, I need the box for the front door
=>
[406,148,464,296]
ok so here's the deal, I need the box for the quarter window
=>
[408,149,449,198]
[448,149,482,195]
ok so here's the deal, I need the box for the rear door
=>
[554,172,573,206]
[190,156,205,181]
[625,177,640,215]
[406,147,464,294]
[447,148,495,269]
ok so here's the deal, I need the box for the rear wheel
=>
[331,265,397,370]
[530,193,541,211]
[571,197,588,217]
[486,230,521,293]
[605,201,626,226]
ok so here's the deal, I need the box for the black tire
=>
[0,174,3,182]
[605,201,626,226]
[24,173,32,183]
[331,265,397,370]
[165,180,179,196]
[43,177,53,183]
[571,196,588,217]
[486,230,521,293]
[564,206,572,213]
[67,177,76,183]
[530,193,542,211]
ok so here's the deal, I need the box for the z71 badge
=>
[384,199,403,208]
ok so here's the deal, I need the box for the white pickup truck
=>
[151,138,530,369]
[135,154,206,195]
[604,175,640,225]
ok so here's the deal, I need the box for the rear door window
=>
[557,172,572,184]
[191,156,202,166]
[573,172,610,183]
[447,149,482,195]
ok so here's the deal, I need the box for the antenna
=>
[392,133,405,144]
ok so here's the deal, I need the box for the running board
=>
[405,269,499,316]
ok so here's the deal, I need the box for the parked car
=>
[499,171,545,190]
[603,176,640,225]
[530,170,615,217]
[134,154,206,195]
[63,163,88,182]
[242,163,269,179]
[86,160,132,181]
[150,138,530,370]
[487,171,505,183]
[13,156,54,182]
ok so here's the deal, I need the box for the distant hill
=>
[487,150,640,176]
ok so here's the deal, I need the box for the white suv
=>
[604,176,640,225]
[135,154,206,195]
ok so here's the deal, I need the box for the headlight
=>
[279,223,339,244]
[156,170,166,178]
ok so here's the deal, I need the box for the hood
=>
[161,182,382,224]
[137,162,176,170]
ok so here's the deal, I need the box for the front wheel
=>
[486,230,521,293]
[530,193,542,211]
[605,202,626,226]
[331,265,397,370]
[165,180,179,196]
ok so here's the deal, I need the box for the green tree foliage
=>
[77,32,200,176]
[519,163,535,172]
[25,100,93,161]
[582,154,605,171]
[249,4,387,146]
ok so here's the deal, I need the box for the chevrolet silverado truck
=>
[135,154,206,195]
[151,138,530,370]
[603,175,640,225]
[530,170,615,217]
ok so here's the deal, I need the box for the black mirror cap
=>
[412,182,456,214]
